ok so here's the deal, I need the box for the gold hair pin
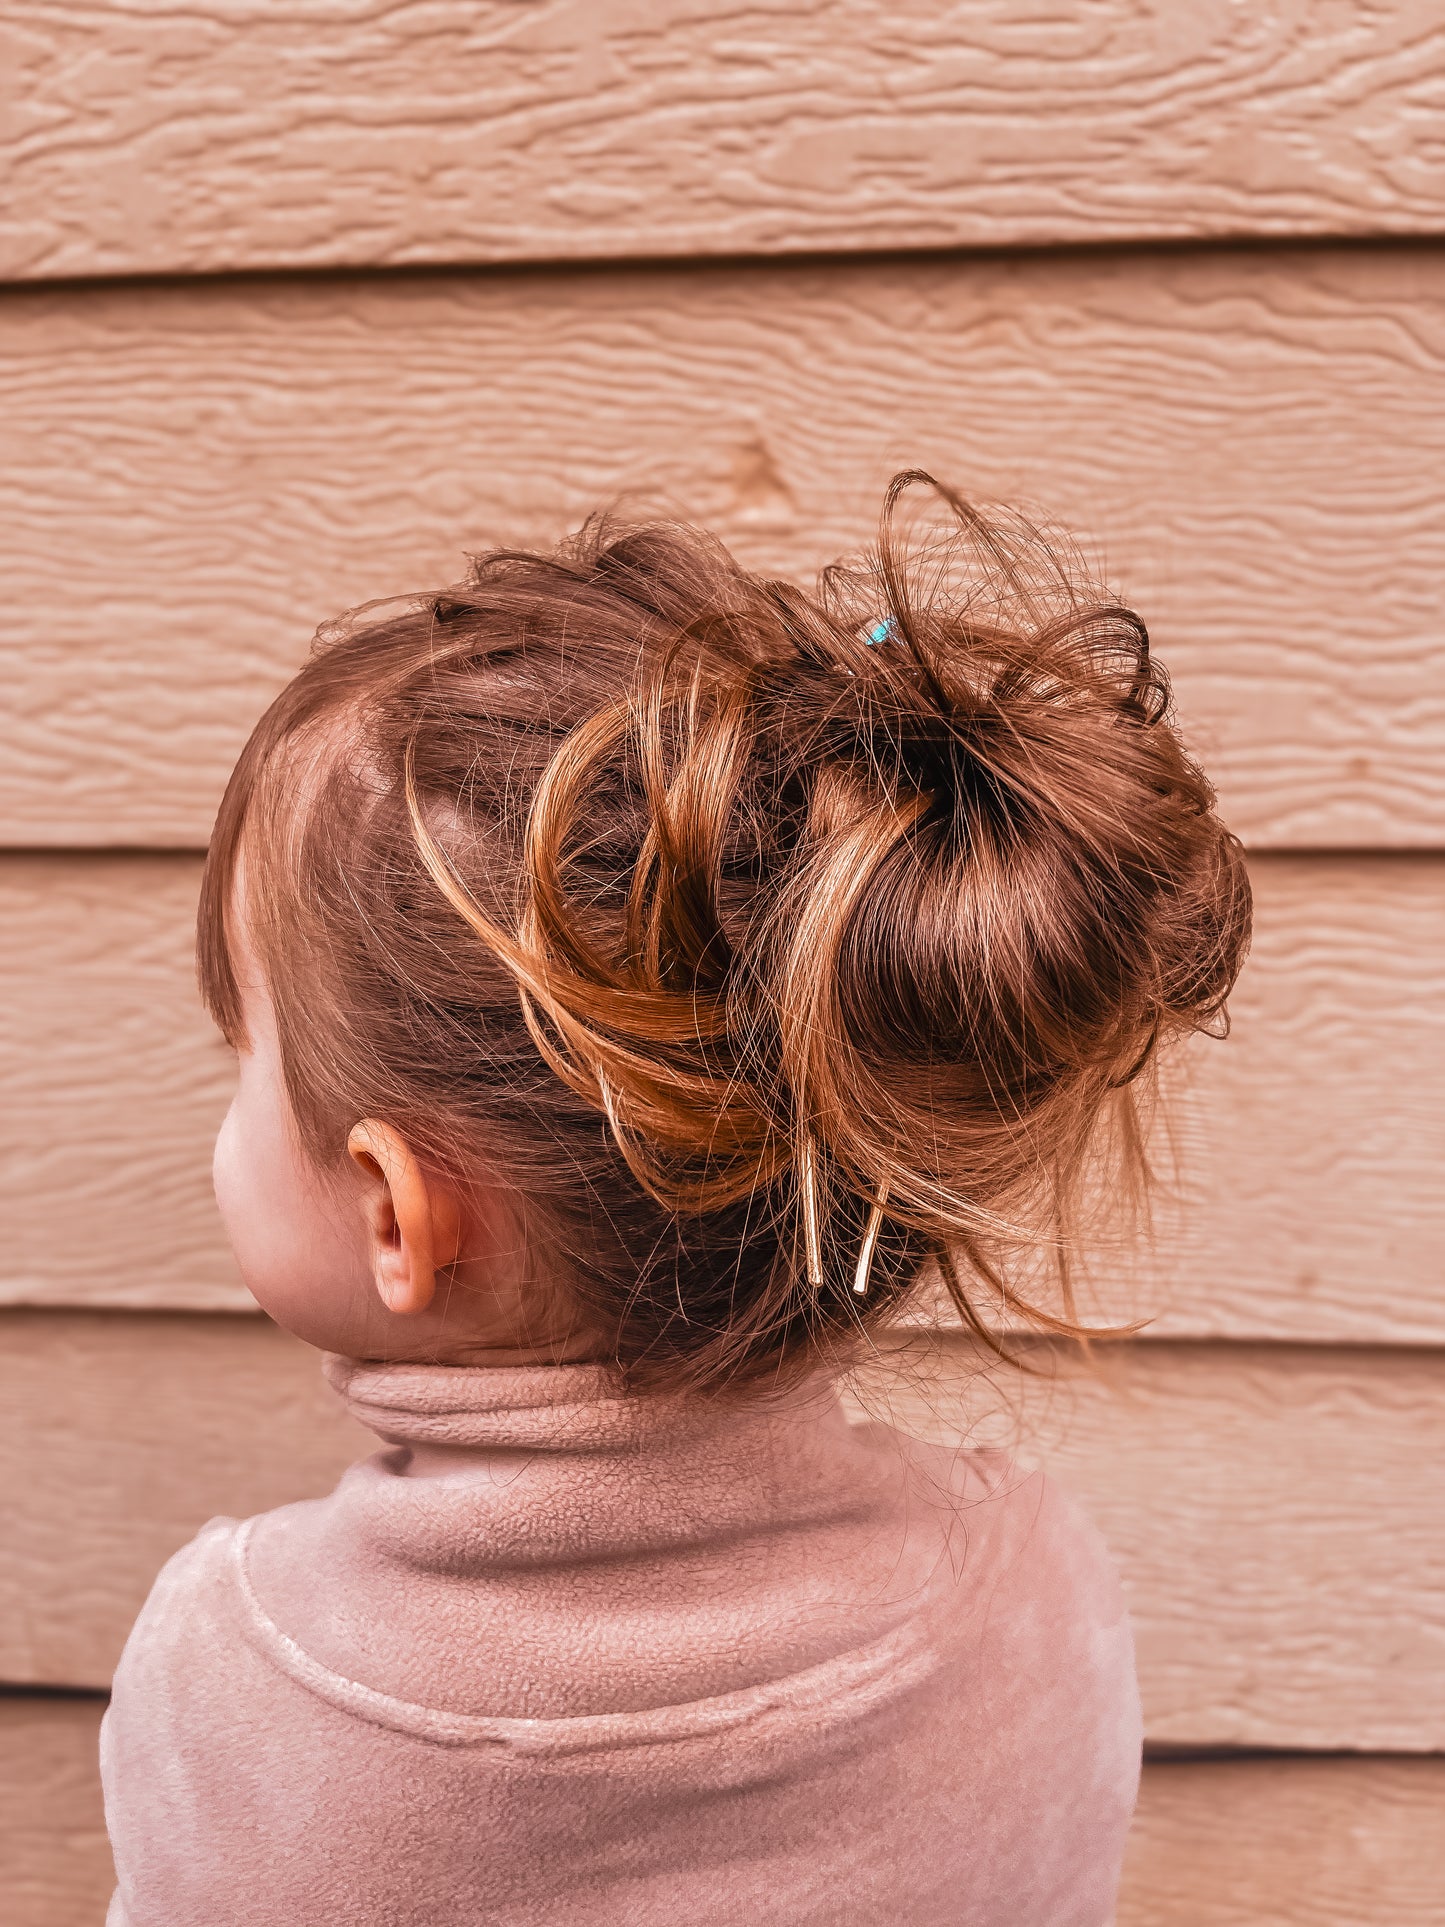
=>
[799,1136,824,1289]
[852,1183,890,1298]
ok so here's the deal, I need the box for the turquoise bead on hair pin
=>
[840,615,894,680]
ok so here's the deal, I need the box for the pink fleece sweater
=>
[101,1357,1140,1925]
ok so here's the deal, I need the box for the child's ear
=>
[346,1121,464,1317]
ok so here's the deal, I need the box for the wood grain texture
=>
[1080,851,1445,1346]
[4,851,1442,1342]
[0,1697,112,1927]
[6,1708,1441,1927]
[3,1313,1443,1751]
[0,1314,370,1690]
[4,248,1444,848]
[0,854,247,1314]
[5,1,1443,281]
[1121,1757,1445,1926]
[855,1335,1445,1751]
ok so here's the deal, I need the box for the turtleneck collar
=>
[322,1352,853,1462]
[240,1350,934,1722]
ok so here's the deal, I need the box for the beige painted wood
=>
[1121,1757,1445,1926]
[5,1312,1444,1751]
[7,1705,1442,1927]
[0,854,247,1313]
[0,1697,112,1927]
[5,2,1443,281]
[3,250,1445,849]
[0,1313,370,1690]
[4,852,1442,1343]
[855,1336,1445,1751]
[1077,851,1445,1346]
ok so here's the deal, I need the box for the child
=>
[101,472,1250,1925]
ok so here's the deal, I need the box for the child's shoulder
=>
[124,1512,244,1632]
[857,1411,1133,1666]
[107,1513,255,1716]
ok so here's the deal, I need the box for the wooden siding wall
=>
[2,6,1442,1920]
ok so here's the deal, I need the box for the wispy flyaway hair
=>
[198,473,1251,1390]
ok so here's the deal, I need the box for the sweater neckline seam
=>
[227,1515,938,1754]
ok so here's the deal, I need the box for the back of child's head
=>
[198,472,1251,1391]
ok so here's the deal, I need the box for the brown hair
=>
[199,472,1251,1391]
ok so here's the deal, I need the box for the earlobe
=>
[346,1120,461,1317]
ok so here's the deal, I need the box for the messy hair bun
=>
[201,472,1251,1388]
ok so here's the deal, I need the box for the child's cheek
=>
[211,1068,311,1315]
[212,1077,290,1313]
[211,1068,372,1344]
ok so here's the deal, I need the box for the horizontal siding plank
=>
[2,250,1445,848]
[1121,1757,1445,1926]
[0,855,248,1314]
[5,2,1443,281]
[0,1697,112,1927]
[4,853,1441,1343]
[5,1710,1442,1927]
[0,1314,370,1690]
[1075,851,1445,1345]
[5,1313,1444,1751]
